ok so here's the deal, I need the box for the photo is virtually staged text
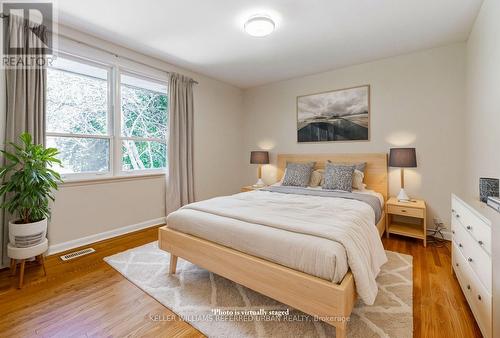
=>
[149,308,350,323]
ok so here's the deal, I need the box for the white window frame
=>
[46,51,169,181]
[46,52,114,181]
[116,68,169,177]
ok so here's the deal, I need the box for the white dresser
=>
[452,194,492,338]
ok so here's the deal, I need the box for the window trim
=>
[116,67,168,177]
[46,51,169,182]
[46,52,114,181]
[46,133,114,180]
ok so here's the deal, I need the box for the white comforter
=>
[175,190,387,305]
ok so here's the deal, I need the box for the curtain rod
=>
[0,12,199,84]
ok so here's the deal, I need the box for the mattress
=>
[166,187,384,285]
[167,207,349,282]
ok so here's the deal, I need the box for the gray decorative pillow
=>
[322,163,355,192]
[354,162,366,173]
[327,160,366,173]
[282,162,314,187]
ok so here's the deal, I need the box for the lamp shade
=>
[389,148,417,168]
[250,151,269,164]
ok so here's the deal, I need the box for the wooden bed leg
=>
[335,325,347,338]
[169,255,178,274]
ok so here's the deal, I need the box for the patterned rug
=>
[104,242,413,337]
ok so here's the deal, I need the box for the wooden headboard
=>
[277,153,388,201]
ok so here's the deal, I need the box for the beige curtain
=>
[1,15,47,267]
[5,15,46,144]
[166,73,195,214]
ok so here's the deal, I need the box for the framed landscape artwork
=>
[297,85,370,142]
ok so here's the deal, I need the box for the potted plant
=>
[0,133,63,248]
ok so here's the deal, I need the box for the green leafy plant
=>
[0,133,63,224]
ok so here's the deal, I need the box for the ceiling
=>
[55,0,483,88]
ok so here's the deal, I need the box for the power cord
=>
[426,221,447,247]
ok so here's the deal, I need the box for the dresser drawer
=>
[453,222,492,291]
[452,242,492,338]
[387,205,424,218]
[452,198,491,255]
[452,219,468,253]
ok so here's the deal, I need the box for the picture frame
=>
[297,85,370,143]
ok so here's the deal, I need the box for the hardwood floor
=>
[0,227,203,338]
[382,236,482,338]
[0,228,481,338]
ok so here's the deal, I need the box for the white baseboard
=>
[47,217,166,255]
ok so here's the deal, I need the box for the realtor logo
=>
[2,2,55,68]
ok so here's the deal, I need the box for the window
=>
[46,53,168,180]
[46,56,111,175]
[120,74,168,171]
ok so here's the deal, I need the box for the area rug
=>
[104,242,412,337]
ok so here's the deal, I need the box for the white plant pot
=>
[9,218,47,248]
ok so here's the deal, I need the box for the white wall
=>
[464,1,500,336]
[464,0,500,198]
[242,44,466,228]
[48,25,243,250]
[50,177,166,248]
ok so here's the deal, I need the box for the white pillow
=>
[309,169,324,187]
[352,169,365,190]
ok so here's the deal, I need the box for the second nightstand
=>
[386,197,427,247]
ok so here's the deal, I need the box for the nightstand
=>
[386,197,427,247]
[241,185,260,192]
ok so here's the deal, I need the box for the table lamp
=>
[389,148,417,202]
[250,151,269,187]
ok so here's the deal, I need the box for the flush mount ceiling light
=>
[244,15,275,37]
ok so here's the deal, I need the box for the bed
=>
[159,153,388,338]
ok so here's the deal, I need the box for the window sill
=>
[60,172,166,187]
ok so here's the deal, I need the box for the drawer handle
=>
[466,225,472,230]
[456,214,460,218]
[452,208,455,213]
[458,243,463,248]
[478,295,482,301]
[401,209,407,213]
[478,240,483,246]
[452,230,455,234]
[468,257,473,263]
[456,263,459,267]
[467,284,471,290]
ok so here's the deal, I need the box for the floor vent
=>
[60,247,96,261]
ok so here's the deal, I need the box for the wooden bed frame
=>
[159,153,388,338]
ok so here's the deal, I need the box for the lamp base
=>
[397,188,411,202]
[253,178,265,188]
